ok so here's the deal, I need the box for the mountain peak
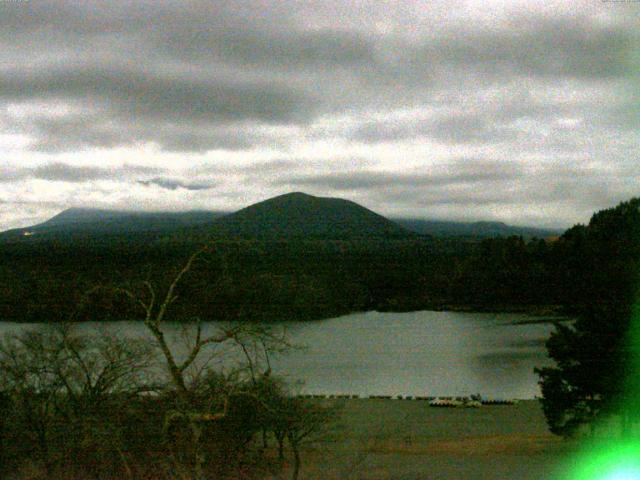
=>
[211,192,412,239]
[257,191,331,204]
[280,191,312,198]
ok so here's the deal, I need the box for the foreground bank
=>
[290,399,576,480]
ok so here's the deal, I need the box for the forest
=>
[0,224,602,325]
[0,190,588,323]
[0,233,559,323]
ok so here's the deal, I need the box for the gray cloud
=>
[0,162,162,183]
[275,159,523,191]
[137,177,215,191]
[423,17,632,80]
[0,1,637,230]
[365,161,631,223]
[196,159,310,177]
[0,1,634,153]
[0,65,312,124]
[351,113,519,145]
[26,114,137,152]
[162,28,377,69]
[24,112,262,153]
[266,159,630,228]
[33,162,115,182]
[0,166,28,183]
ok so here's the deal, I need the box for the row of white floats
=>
[296,394,519,407]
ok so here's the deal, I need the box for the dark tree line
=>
[536,198,640,437]
[0,232,572,324]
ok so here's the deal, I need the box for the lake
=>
[0,310,559,399]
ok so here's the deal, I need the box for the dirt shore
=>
[278,399,578,480]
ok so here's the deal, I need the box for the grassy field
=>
[277,399,578,480]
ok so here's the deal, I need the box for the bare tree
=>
[0,389,8,474]
[0,328,62,474]
[51,323,153,413]
[110,245,291,479]
[278,397,341,480]
[0,323,154,478]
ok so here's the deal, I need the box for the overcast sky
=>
[0,0,638,231]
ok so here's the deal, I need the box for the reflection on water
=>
[273,311,556,399]
[0,310,559,399]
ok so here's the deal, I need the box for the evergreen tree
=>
[536,198,640,437]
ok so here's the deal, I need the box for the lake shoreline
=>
[378,302,567,317]
[0,304,568,324]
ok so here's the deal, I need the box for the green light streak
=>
[561,274,640,478]
[562,302,640,479]
[564,441,640,480]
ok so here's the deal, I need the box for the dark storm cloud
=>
[137,177,215,191]
[423,17,632,79]
[0,0,633,152]
[162,28,377,69]
[0,0,374,68]
[0,65,311,124]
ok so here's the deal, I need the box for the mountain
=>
[208,192,413,239]
[0,193,412,242]
[0,208,223,240]
[395,218,562,239]
[1,193,562,242]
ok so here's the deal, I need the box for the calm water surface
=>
[0,311,558,399]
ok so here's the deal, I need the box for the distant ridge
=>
[0,193,563,241]
[41,208,222,228]
[396,218,562,239]
[1,208,223,239]
[208,192,413,239]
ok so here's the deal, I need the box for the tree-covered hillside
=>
[2,193,633,323]
[206,192,414,239]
